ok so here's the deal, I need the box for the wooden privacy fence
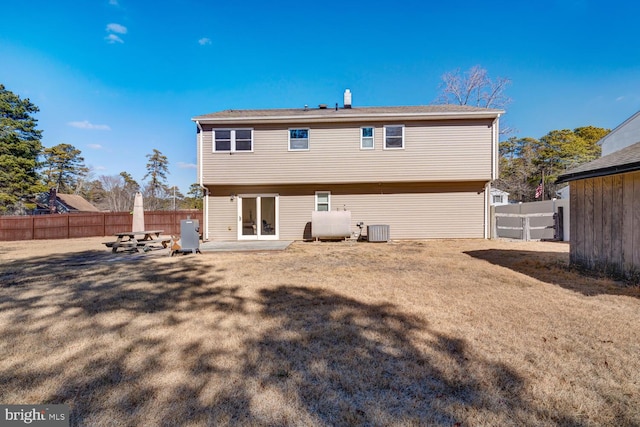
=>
[0,210,203,241]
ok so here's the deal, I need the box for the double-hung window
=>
[289,129,309,151]
[361,127,374,149]
[315,191,330,211]
[214,129,253,152]
[384,125,404,149]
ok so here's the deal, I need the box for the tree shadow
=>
[0,250,257,425]
[241,285,584,426]
[0,250,238,314]
[0,251,622,425]
[464,249,640,298]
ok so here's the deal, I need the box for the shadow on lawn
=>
[236,286,587,426]
[0,250,234,313]
[0,251,600,425]
[0,250,241,425]
[465,249,640,299]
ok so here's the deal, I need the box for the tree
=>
[436,65,511,109]
[41,143,89,193]
[495,137,541,202]
[497,127,609,202]
[534,127,605,198]
[120,171,140,201]
[98,171,140,212]
[166,185,185,210]
[142,149,169,209]
[184,183,204,210]
[0,84,46,213]
[574,126,610,146]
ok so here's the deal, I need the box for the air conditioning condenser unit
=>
[367,225,390,242]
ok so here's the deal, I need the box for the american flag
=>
[535,182,543,199]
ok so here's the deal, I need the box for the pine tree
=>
[41,143,89,193]
[0,84,46,213]
[142,149,169,210]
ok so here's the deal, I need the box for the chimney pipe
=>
[343,89,352,109]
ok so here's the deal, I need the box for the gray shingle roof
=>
[556,140,640,183]
[193,104,503,121]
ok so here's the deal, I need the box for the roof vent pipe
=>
[344,89,352,109]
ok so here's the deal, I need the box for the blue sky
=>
[2,0,639,193]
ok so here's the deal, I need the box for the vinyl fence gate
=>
[493,208,564,241]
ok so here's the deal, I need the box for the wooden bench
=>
[104,239,171,252]
[103,230,170,253]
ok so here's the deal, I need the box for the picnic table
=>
[104,230,171,253]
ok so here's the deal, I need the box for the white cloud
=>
[198,37,212,46]
[87,144,103,150]
[105,23,127,43]
[108,0,119,5]
[616,96,625,102]
[178,162,197,169]
[105,34,124,44]
[106,23,127,34]
[68,120,112,131]
[95,166,107,171]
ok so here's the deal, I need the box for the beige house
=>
[193,93,502,241]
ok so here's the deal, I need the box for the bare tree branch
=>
[436,65,511,109]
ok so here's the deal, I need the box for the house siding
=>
[200,119,494,185]
[569,171,640,277]
[206,182,486,241]
[599,112,640,156]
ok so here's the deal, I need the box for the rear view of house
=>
[193,91,502,241]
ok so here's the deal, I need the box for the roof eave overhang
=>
[191,111,503,124]
[556,162,640,184]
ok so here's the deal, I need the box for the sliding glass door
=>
[238,195,278,240]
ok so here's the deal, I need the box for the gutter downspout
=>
[196,120,209,241]
[492,114,500,181]
[486,114,501,239]
[484,182,489,239]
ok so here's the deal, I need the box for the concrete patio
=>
[199,240,293,252]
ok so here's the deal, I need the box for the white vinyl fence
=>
[492,199,570,241]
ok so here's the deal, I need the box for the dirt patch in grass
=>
[0,237,638,426]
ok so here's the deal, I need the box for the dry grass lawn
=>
[0,237,639,426]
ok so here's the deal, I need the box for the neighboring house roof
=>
[556,185,570,199]
[35,192,100,213]
[490,188,509,196]
[56,193,100,212]
[556,141,640,183]
[193,105,504,124]
[597,110,640,148]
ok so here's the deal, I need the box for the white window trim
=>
[315,191,331,211]
[383,124,405,150]
[360,126,375,150]
[288,128,310,151]
[213,128,254,153]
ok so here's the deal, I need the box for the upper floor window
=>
[315,191,330,211]
[214,129,253,152]
[289,129,309,151]
[384,125,404,149]
[361,127,374,149]
[492,195,502,204]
